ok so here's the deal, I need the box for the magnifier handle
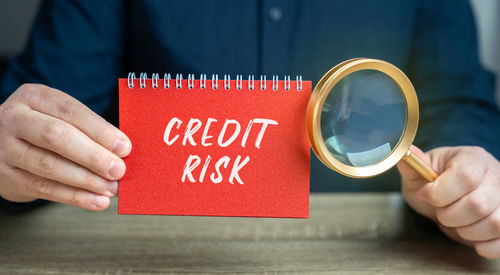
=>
[403,150,439,182]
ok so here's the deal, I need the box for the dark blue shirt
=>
[0,0,499,209]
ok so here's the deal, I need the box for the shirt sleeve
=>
[408,0,500,159]
[0,197,50,213]
[0,0,126,211]
[0,0,126,116]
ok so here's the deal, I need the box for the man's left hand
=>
[398,145,500,259]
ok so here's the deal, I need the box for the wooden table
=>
[1,193,499,274]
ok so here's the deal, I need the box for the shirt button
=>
[268,7,283,22]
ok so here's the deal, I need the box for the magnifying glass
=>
[306,58,439,182]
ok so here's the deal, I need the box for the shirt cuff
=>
[0,197,49,212]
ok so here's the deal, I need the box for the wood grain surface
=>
[1,193,499,274]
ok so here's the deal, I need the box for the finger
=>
[437,224,475,247]
[415,147,486,208]
[16,84,131,157]
[13,109,126,181]
[457,207,500,242]
[435,169,500,227]
[5,165,110,211]
[5,137,118,197]
[418,165,481,208]
[397,145,432,189]
[475,238,500,259]
[0,163,37,203]
[398,145,438,219]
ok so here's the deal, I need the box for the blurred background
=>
[0,0,499,106]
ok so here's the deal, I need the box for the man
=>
[0,0,499,258]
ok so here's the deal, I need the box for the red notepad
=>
[118,74,310,218]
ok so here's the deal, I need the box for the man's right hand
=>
[0,84,131,211]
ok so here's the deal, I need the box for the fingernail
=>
[93,195,109,209]
[108,160,125,179]
[114,139,131,155]
[108,181,118,195]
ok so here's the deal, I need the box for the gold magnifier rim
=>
[306,58,419,178]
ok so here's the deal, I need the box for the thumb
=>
[397,145,432,189]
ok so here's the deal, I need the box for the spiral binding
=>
[127,73,303,91]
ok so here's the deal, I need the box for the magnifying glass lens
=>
[320,69,407,167]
